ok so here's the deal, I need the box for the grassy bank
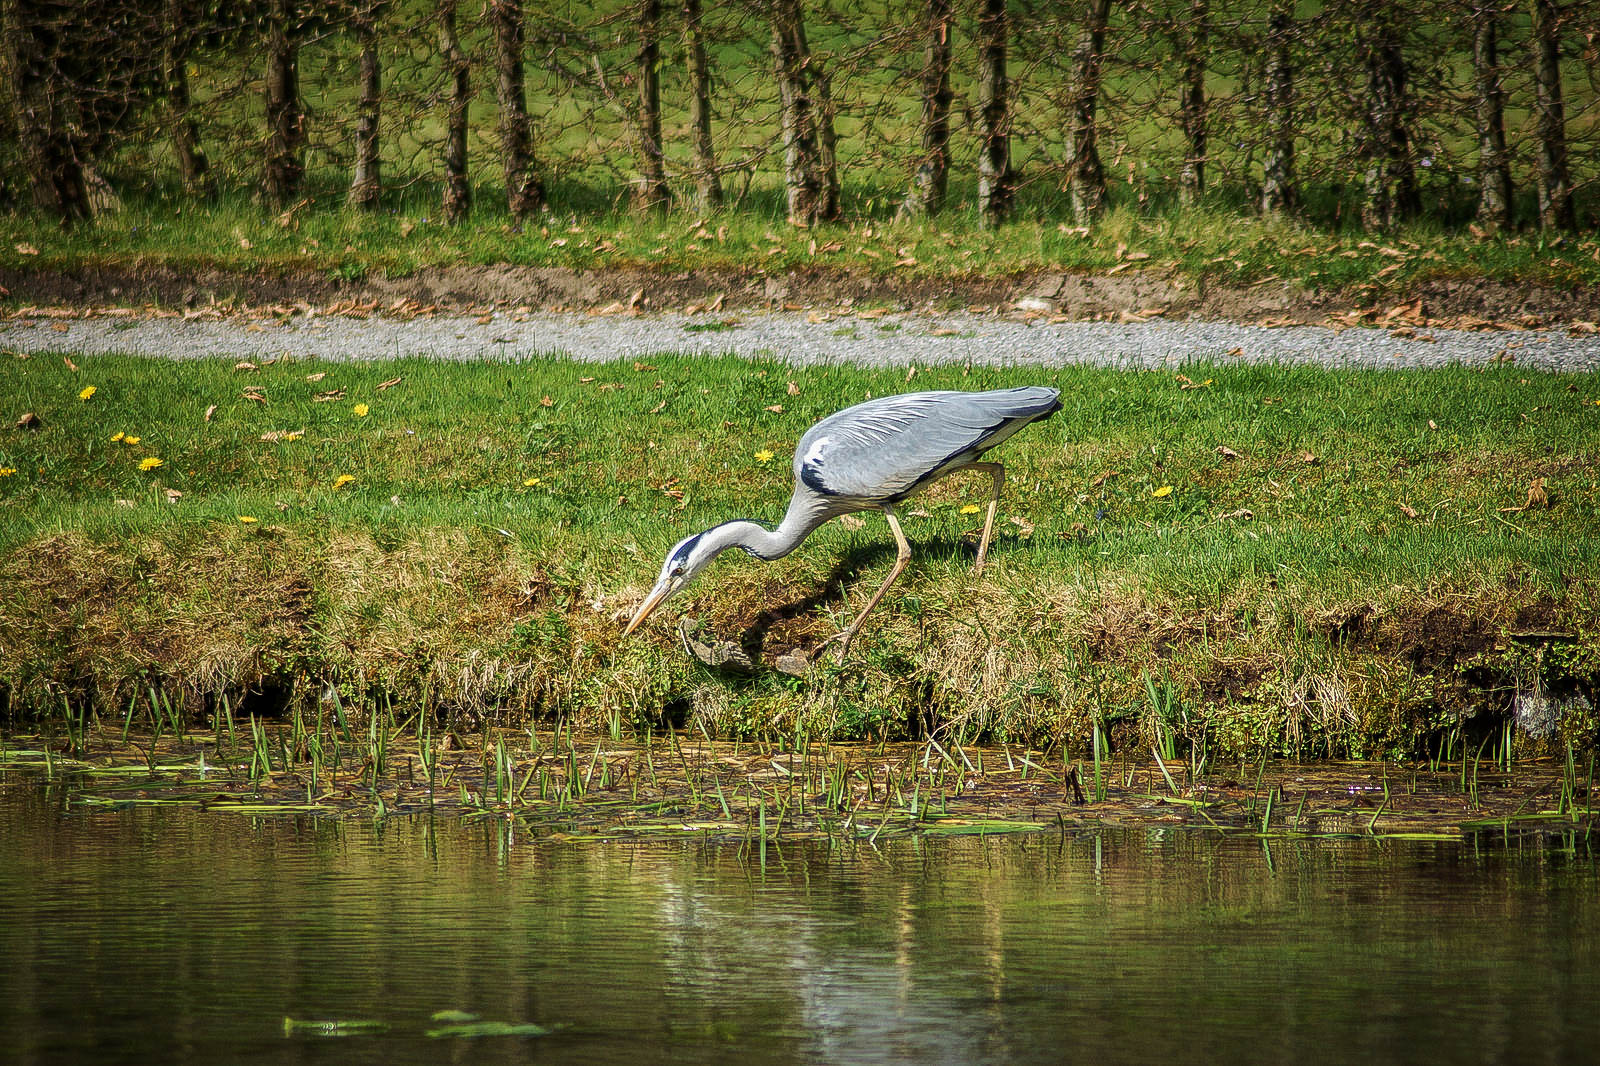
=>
[2,349,1597,758]
[5,189,1600,307]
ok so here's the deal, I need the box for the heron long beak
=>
[624,579,677,636]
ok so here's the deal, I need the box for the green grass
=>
[5,186,1600,301]
[2,349,1598,756]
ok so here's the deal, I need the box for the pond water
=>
[2,778,1597,1065]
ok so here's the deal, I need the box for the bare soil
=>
[5,262,1600,326]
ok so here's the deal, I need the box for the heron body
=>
[625,386,1061,657]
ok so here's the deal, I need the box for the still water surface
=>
[2,782,1596,1065]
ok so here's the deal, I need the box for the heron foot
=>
[812,628,857,662]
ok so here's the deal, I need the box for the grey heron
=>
[624,386,1061,658]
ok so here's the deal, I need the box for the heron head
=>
[624,531,717,635]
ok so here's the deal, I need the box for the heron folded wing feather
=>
[796,389,1056,501]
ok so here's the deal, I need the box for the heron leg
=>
[962,461,1005,574]
[817,509,912,661]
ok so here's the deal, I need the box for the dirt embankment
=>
[5,262,1600,326]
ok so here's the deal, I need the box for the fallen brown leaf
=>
[1499,477,1550,513]
[1527,478,1549,508]
[306,372,327,382]
[62,355,79,371]
[1215,445,1240,460]
[1397,502,1419,518]
[1091,469,1119,487]
[376,376,403,390]
[203,404,217,423]
[15,411,41,429]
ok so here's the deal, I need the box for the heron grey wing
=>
[795,389,1057,501]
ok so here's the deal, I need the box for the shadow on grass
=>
[737,534,997,659]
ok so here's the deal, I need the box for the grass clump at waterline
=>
[0,350,1597,759]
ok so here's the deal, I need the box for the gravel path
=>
[6,309,1600,372]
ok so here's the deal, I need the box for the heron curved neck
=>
[704,493,842,562]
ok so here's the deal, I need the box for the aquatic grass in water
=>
[2,718,1593,844]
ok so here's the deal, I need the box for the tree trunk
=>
[1356,12,1417,231]
[683,0,722,209]
[1471,1,1511,231]
[0,0,91,220]
[769,0,838,225]
[1259,0,1295,216]
[347,0,381,210]
[165,0,213,200]
[633,0,670,213]
[491,0,543,222]
[897,0,953,219]
[439,0,471,224]
[797,3,839,219]
[975,0,1011,228]
[1065,0,1111,224]
[264,0,304,210]
[1177,0,1207,206]
[1529,0,1574,230]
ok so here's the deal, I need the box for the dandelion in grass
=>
[123,436,140,445]
[79,385,96,401]
[523,477,541,487]
[110,431,124,442]
[238,515,258,524]
[1151,485,1173,497]
[333,474,356,490]
[754,449,774,463]
[353,403,370,417]
[139,457,163,471]
[0,467,16,477]
[959,503,981,515]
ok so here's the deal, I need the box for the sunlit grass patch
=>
[3,189,1599,299]
[1,349,1597,755]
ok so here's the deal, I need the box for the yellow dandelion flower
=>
[123,436,140,445]
[79,385,97,401]
[353,403,370,417]
[959,503,981,515]
[0,467,16,477]
[238,515,258,524]
[139,457,164,471]
[333,474,356,490]
[523,477,541,487]
[1151,485,1173,498]
[110,431,124,442]
[754,449,775,463]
